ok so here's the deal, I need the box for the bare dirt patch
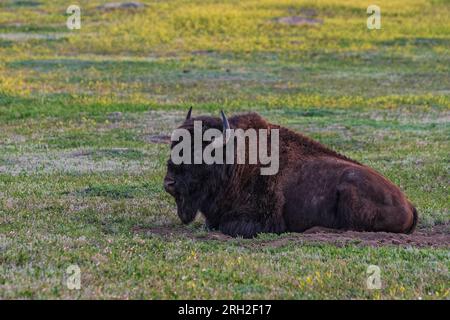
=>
[133,224,450,248]
[0,33,67,42]
[274,16,323,26]
[96,2,145,11]
[144,134,171,144]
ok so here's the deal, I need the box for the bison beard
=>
[164,111,418,238]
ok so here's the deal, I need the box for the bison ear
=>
[186,106,193,120]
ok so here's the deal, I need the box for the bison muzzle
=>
[164,109,418,238]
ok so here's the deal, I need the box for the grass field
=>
[0,0,449,299]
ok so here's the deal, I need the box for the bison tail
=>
[406,206,418,234]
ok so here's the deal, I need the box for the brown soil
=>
[97,2,145,11]
[143,134,171,144]
[274,16,323,26]
[133,224,450,248]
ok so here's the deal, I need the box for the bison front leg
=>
[218,219,264,238]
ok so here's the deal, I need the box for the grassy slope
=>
[0,0,449,299]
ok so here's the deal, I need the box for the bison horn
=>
[186,106,193,120]
[212,110,232,148]
[221,110,230,133]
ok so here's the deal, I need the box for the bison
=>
[164,109,418,238]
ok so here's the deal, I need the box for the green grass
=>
[0,0,449,299]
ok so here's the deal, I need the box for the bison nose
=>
[164,177,176,194]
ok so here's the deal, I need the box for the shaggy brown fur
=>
[164,112,418,238]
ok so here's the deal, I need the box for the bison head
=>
[164,108,231,224]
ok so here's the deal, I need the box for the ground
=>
[0,0,449,299]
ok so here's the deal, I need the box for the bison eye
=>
[167,160,184,174]
[167,160,176,169]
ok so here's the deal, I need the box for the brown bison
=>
[164,109,418,238]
